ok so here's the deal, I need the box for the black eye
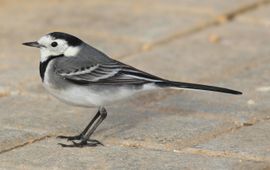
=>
[51,42,58,47]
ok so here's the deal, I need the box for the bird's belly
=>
[43,85,96,107]
[42,83,149,107]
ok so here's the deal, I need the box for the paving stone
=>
[123,21,270,123]
[124,21,270,81]
[2,0,260,56]
[0,0,211,44]
[88,0,261,17]
[193,120,270,161]
[102,106,236,150]
[0,95,93,135]
[0,128,44,152]
[1,138,269,170]
[155,89,269,124]
[237,4,270,26]
[136,0,259,15]
[0,94,235,151]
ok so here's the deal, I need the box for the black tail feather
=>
[155,81,242,95]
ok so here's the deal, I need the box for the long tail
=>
[155,81,242,95]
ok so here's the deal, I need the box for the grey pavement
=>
[1,0,270,169]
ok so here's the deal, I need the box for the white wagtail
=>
[23,32,242,147]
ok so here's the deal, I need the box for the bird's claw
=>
[58,139,103,148]
[57,134,83,141]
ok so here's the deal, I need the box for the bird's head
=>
[23,32,83,62]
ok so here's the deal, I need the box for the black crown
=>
[49,32,83,46]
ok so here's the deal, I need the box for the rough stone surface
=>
[0,95,236,151]
[1,139,269,170]
[237,4,270,26]
[141,0,260,15]
[193,120,270,161]
[124,21,270,124]
[1,0,270,169]
[0,128,43,152]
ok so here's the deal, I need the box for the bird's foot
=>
[57,134,83,141]
[58,139,103,148]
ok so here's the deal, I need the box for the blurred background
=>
[1,0,270,169]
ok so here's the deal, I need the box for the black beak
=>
[22,41,43,48]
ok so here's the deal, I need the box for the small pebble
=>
[217,15,230,23]
[0,87,10,97]
[247,99,255,105]
[142,43,152,51]
[208,34,221,43]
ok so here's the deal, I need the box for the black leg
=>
[59,107,107,148]
[57,109,101,141]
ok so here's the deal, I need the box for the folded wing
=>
[56,61,164,85]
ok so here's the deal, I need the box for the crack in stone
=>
[119,0,270,60]
[219,0,270,21]
[0,135,52,154]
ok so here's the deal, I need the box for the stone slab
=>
[193,120,270,161]
[237,5,270,26]
[123,21,270,123]
[0,128,44,152]
[1,138,269,170]
[137,0,260,15]
[0,95,235,151]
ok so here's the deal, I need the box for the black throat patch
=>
[39,54,64,81]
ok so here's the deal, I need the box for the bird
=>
[23,32,242,147]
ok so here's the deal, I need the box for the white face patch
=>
[37,35,81,62]
[64,46,81,57]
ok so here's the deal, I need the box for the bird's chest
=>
[40,61,96,107]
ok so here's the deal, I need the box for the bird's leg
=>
[57,109,101,141]
[59,107,107,147]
